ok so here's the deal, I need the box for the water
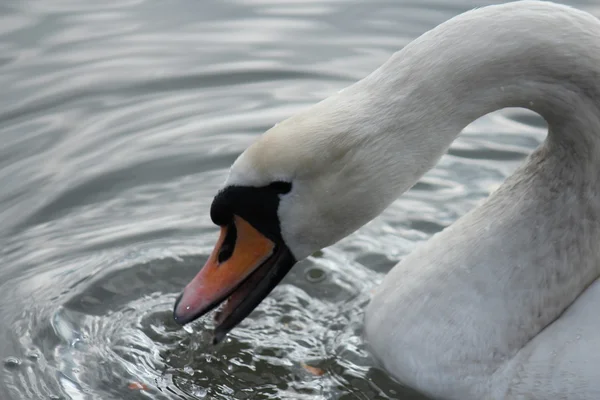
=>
[1,0,598,399]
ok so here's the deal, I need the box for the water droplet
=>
[227,364,234,372]
[183,325,194,334]
[3,357,21,369]
[186,306,190,310]
[305,267,326,283]
[192,387,208,398]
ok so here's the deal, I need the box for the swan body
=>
[174,1,600,399]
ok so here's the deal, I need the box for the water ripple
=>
[0,0,589,399]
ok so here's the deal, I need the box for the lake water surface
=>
[1,0,598,399]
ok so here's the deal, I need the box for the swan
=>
[172,1,600,399]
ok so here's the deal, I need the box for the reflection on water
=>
[0,0,595,399]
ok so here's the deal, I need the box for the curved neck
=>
[354,1,600,195]
[360,4,600,396]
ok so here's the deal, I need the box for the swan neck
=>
[365,1,600,162]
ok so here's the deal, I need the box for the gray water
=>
[1,0,598,399]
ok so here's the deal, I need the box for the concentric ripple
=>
[5,253,416,399]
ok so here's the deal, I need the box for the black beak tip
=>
[212,325,230,345]
[211,333,223,345]
[172,292,189,326]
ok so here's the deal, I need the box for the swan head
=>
[172,94,401,340]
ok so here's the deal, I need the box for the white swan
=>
[173,1,600,399]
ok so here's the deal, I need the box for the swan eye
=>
[268,181,292,194]
[217,221,237,263]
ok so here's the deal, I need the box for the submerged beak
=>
[173,215,295,342]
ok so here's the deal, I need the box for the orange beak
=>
[173,216,276,325]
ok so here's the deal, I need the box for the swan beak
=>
[173,215,295,343]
